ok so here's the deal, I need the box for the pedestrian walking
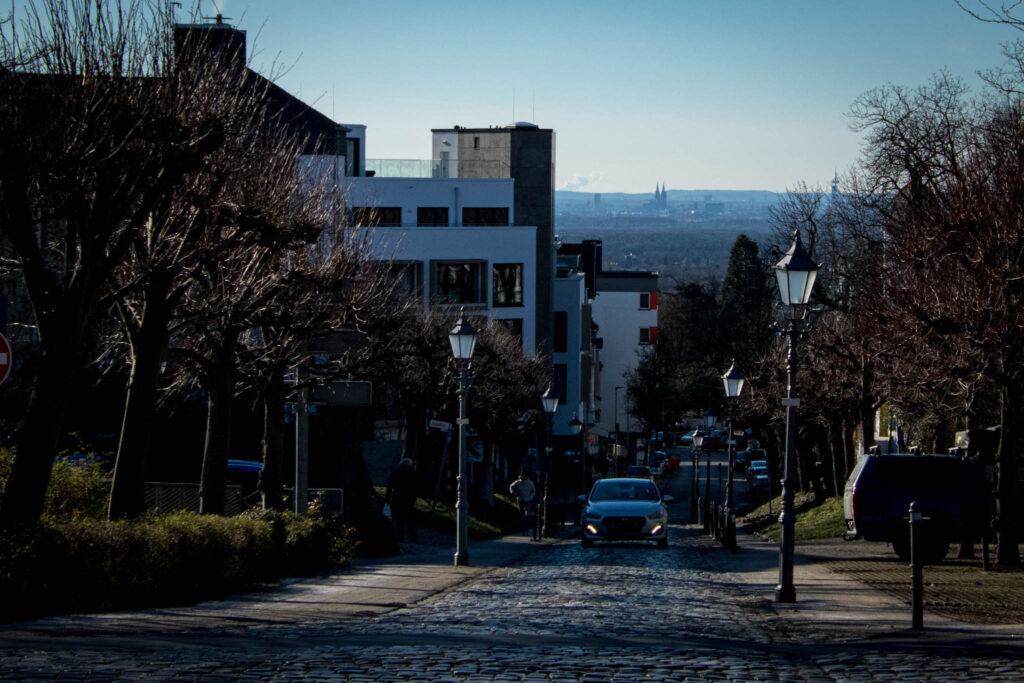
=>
[509,471,536,536]
[386,458,418,542]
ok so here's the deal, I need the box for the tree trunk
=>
[259,362,287,510]
[0,343,73,527]
[995,380,1021,567]
[817,423,837,498]
[199,333,237,515]
[108,281,172,519]
[400,400,425,465]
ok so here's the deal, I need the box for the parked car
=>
[579,478,671,548]
[680,429,698,447]
[843,453,993,562]
[738,448,765,472]
[664,451,682,472]
[625,465,653,480]
[734,451,749,472]
[747,459,768,482]
[649,452,667,477]
[703,431,725,451]
[749,474,771,495]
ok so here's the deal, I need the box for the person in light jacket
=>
[509,471,536,533]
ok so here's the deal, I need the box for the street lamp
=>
[568,413,584,521]
[540,385,558,538]
[773,229,819,603]
[703,406,716,532]
[614,386,623,442]
[690,432,704,523]
[722,360,746,552]
[448,309,478,567]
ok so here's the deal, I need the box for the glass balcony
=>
[365,158,509,179]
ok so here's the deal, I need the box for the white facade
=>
[552,271,589,436]
[343,176,514,227]
[592,281,658,439]
[349,176,537,354]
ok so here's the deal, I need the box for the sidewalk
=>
[699,528,1024,649]
[0,528,561,644]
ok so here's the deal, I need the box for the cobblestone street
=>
[4,520,1024,682]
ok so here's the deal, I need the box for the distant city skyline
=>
[22,0,1022,194]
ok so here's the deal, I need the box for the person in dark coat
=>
[386,458,418,542]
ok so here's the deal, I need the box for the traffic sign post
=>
[0,332,11,386]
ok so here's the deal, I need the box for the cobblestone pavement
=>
[4,526,1024,681]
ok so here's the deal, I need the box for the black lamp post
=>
[691,432,704,523]
[772,230,819,603]
[568,413,584,526]
[722,360,746,552]
[541,385,558,538]
[568,412,583,493]
[703,407,716,528]
[448,310,478,567]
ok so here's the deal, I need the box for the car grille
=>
[605,516,645,532]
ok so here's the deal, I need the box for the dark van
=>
[843,453,992,562]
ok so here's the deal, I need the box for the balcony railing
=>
[365,158,509,179]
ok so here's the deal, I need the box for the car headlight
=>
[585,511,602,520]
[647,509,665,521]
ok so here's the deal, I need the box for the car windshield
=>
[589,481,660,502]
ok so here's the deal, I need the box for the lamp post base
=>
[775,584,796,603]
[454,552,469,567]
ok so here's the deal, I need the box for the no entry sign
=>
[0,332,10,386]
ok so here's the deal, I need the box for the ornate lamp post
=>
[614,385,623,443]
[703,407,716,527]
[568,412,583,491]
[448,310,478,567]
[773,230,819,603]
[722,360,746,552]
[568,413,584,526]
[691,432,704,523]
[540,385,558,538]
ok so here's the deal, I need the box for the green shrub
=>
[44,456,111,519]
[0,447,112,520]
[0,510,360,622]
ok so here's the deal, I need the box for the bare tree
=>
[848,67,1024,566]
[0,0,223,527]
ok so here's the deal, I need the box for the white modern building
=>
[556,241,658,444]
[552,256,594,438]
[343,152,539,354]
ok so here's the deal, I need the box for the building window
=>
[639,327,650,345]
[352,206,401,227]
[492,263,523,307]
[463,207,509,226]
[384,261,423,300]
[497,318,523,346]
[554,311,568,353]
[345,137,360,177]
[432,261,486,305]
[639,292,650,310]
[554,363,567,405]
[473,136,480,149]
[417,207,449,227]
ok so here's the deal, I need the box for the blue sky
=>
[188,2,1023,192]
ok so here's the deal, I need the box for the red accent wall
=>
[650,292,658,310]
[649,326,658,344]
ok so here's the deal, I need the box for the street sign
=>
[429,419,452,432]
[0,332,10,387]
